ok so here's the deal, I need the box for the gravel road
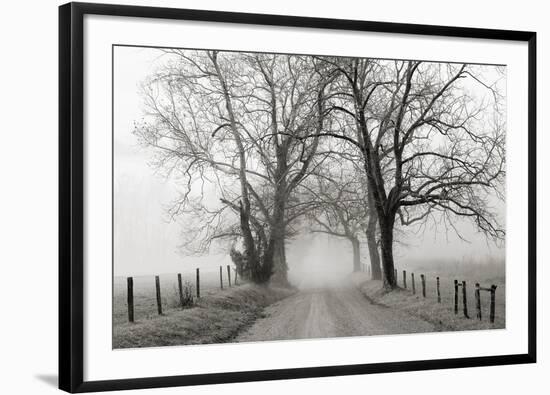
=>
[236,282,435,342]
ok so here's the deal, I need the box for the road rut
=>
[236,284,435,342]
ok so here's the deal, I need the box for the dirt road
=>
[237,282,435,342]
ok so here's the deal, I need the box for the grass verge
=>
[113,284,295,349]
[351,273,505,332]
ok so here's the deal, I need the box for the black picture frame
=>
[59,2,537,392]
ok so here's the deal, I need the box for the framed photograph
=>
[59,2,536,392]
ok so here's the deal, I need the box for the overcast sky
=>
[113,46,505,278]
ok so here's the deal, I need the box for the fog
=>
[113,46,505,285]
[286,234,355,288]
[114,135,504,284]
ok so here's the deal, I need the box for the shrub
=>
[230,247,249,280]
[170,281,194,309]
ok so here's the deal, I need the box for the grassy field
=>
[113,277,294,348]
[113,260,504,348]
[353,260,505,331]
[113,270,235,326]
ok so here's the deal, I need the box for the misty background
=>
[113,46,505,282]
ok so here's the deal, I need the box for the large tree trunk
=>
[270,175,289,285]
[351,237,361,272]
[366,228,382,279]
[269,197,288,285]
[366,189,382,279]
[238,203,263,283]
[212,51,271,283]
[358,106,397,288]
[379,214,397,289]
[271,132,290,285]
[271,237,288,285]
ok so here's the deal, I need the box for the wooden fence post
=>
[155,275,162,315]
[219,266,223,289]
[421,274,426,298]
[196,268,200,298]
[234,268,238,286]
[454,280,458,314]
[177,273,184,308]
[402,270,407,289]
[490,285,497,323]
[475,283,482,320]
[462,280,469,318]
[394,269,397,283]
[127,277,134,323]
[411,273,416,294]
[227,265,231,287]
[436,277,441,303]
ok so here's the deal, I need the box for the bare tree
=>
[296,148,383,275]
[305,171,365,272]
[134,50,330,284]
[314,59,505,288]
[134,49,505,289]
